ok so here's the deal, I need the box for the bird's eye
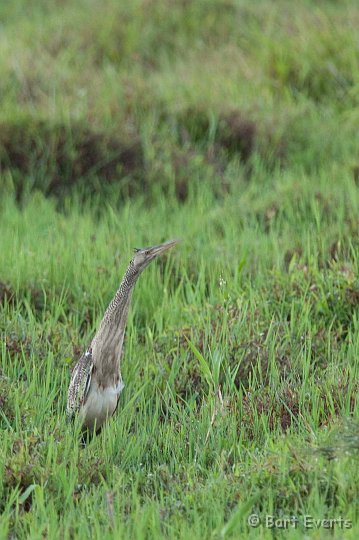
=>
[145,250,150,255]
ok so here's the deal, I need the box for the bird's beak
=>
[145,239,179,257]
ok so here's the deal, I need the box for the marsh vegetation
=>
[0,0,359,538]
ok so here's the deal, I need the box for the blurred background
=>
[0,0,357,205]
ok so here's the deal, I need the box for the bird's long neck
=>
[91,260,139,385]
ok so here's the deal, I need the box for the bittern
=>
[66,239,177,431]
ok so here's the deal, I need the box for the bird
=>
[66,239,177,431]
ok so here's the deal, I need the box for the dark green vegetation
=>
[1,0,359,538]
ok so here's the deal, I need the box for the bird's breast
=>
[80,379,124,430]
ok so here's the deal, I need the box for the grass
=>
[1,0,359,538]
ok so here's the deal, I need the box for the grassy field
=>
[1,0,359,538]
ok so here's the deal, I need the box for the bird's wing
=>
[66,349,93,421]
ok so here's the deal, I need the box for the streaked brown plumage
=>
[66,240,177,430]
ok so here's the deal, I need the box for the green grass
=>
[1,0,359,538]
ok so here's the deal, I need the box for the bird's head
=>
[131,239,178,273]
